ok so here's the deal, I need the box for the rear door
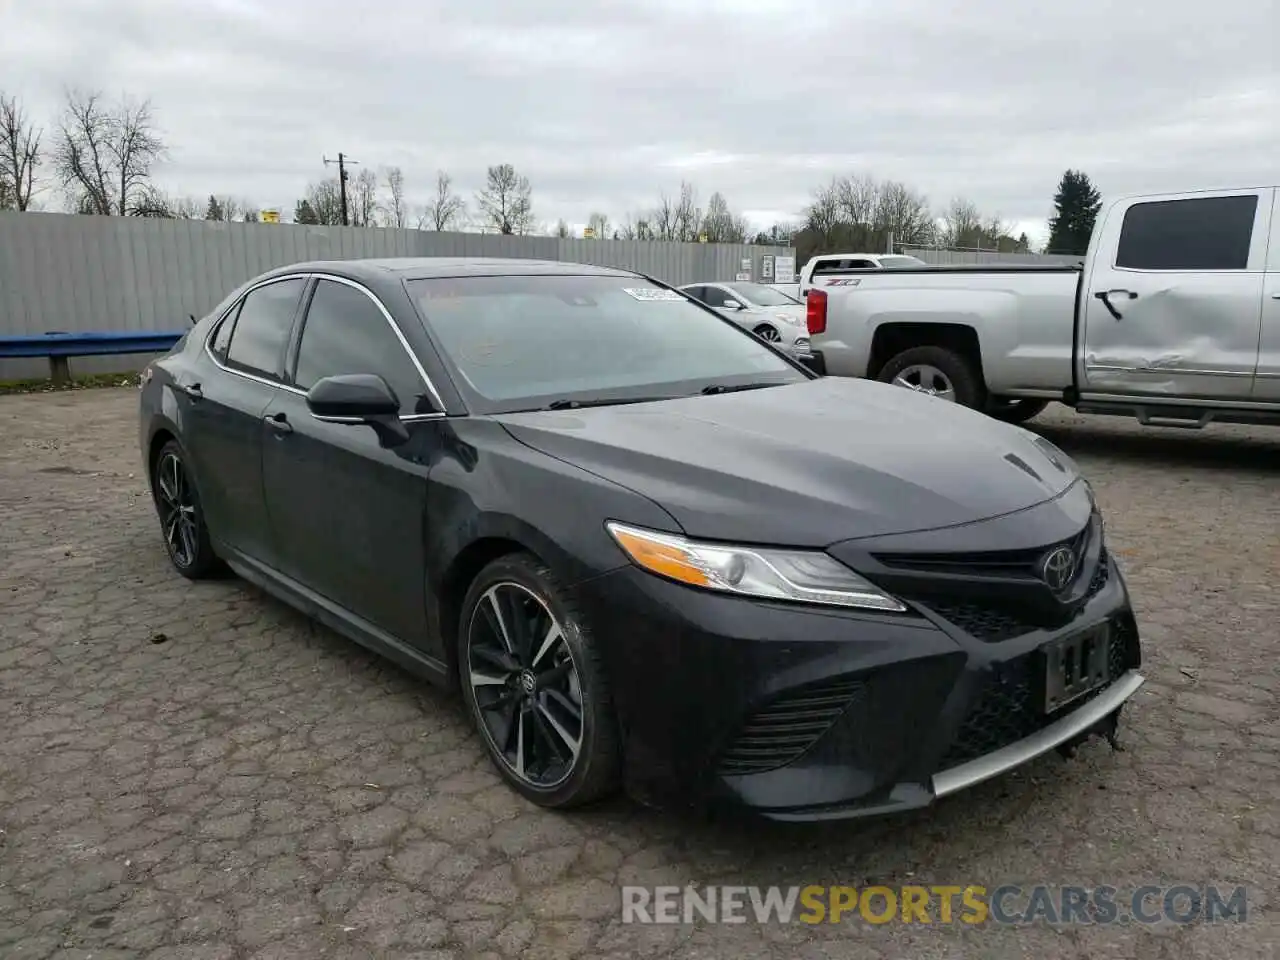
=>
[1079,188,1271,400]
[184,276,308,565]
[1253,189,1280,400]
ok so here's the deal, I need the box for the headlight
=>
[605,522,906,612]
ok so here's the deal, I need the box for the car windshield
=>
[407,275,808,413]
[727,283,800,306]
[880,255,927,268]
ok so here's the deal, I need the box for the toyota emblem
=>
[1041,546,1077,592]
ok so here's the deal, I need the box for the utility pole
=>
[322,152,358,226]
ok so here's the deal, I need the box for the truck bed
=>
[810,264,1085,398]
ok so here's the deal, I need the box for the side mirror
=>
[722,299,743,310]
[306,373,409,446]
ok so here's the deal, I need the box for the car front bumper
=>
[571,517,1143,821]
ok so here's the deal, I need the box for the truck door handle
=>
[1094,289,1138,320]
[264,412,293,435]
[178,381,203,400]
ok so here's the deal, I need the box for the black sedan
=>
[138,257,1145,821]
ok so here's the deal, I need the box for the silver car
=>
[678,281,810,356]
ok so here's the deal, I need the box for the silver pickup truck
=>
[804,186,1280,427]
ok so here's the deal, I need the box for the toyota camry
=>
[138,257,1145,821]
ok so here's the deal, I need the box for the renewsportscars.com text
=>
[621,884,1249,926]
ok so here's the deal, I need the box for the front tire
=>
[752,324,781,343]
[458,553,621,809]
[151,439,222,580]
[876,345,985,409]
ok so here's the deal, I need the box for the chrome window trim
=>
[203,271,449,418]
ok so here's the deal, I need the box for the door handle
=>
[264,412,293,435]
[1271,293,1280,300]
[179,381,203,400]
[1094,289,1138,320]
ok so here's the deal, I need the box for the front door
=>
[183,276,308,565]
[261,276,443,651]
[1079,189,1271,401]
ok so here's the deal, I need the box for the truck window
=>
[1115,195,1258,271]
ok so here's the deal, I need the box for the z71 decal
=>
[823,278,863,286]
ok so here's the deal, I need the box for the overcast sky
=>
[3,0,1276,245]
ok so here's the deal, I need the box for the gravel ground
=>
[1,386,1277,960]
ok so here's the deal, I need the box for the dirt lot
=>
[1,386,1278,960]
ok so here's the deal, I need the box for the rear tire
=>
[876,345,985,409]
[986,398,1050,424]
[458,552,622,809]
[151,440,223,580]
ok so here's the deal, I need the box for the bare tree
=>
[940,197,984,248]
[422,170,465,231]
[873,180,934,247]
[300,178,344,225]
[53,90,166,216]
[0,92,43,211]
[475,163,533,235]
[586,211,611,239]
[381,166,408,228]
[700,191,748,243]
[348,168,379,227]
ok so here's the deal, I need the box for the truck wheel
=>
[986,398,1050,424]
[876,346,985,409]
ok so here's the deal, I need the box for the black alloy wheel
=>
[152,440,220,579]
[459,554,620,807]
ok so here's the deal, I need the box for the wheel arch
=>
[868,321,986,385]
[430,515,588,687]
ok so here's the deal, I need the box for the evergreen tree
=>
[1046,170,1102,255]
[204,194,225,221]
[293,198,319,224]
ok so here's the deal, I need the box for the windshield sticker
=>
[622,287,685,302]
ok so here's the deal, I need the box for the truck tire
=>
[986,398,1050,424]
[875,346,986,410]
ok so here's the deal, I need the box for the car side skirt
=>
[220,542,453,689]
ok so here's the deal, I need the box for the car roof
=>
[260,257,639,283]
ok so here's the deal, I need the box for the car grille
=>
[937,614,1139,770]
[716,676,867,776]
[923,546,1111,643]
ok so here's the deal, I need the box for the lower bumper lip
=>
[932,669,1144,798]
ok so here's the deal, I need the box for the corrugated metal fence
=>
[0,212,790,379]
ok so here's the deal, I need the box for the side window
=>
[224,278,307,379]
[682,286,707,303]
[208,308,237,361]
[701,286,730,307]
[293,279,432,415]
[1116,195,1258,271]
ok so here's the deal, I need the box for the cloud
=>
[2,0,1275,239]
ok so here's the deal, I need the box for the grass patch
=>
[0,371,141,395]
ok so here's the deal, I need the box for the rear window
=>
[1116,195,1258,270]
[407,275,805,413]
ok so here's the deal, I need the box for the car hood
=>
[495,378,1078,546]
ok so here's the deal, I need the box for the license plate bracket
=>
[1042,624,1110,713]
